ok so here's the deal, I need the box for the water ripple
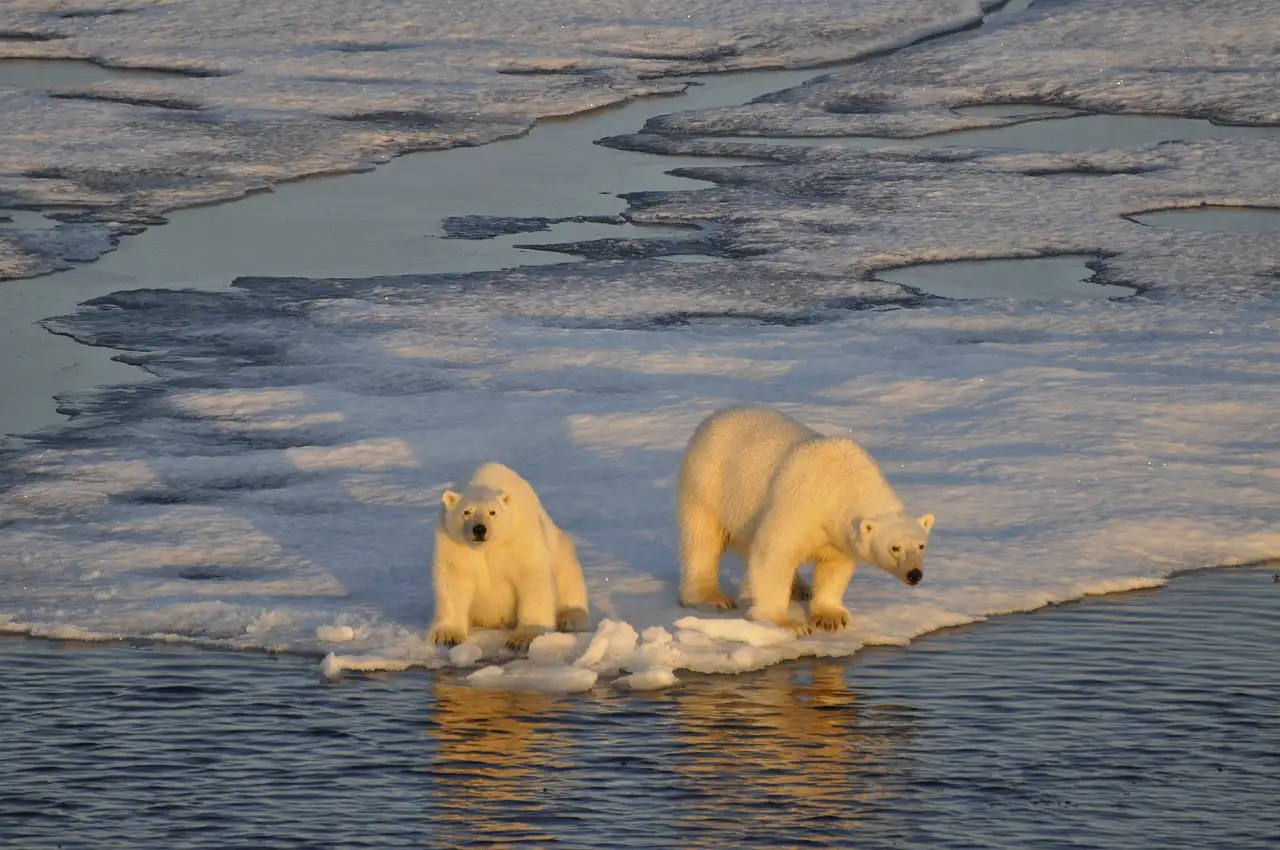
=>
[0,567,1275,849]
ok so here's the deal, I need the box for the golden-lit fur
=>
[676,404,935,634]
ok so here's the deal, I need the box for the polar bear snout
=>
[905,568,923,586]
[469,522,488,542]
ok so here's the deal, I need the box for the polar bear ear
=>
[919,513,935,532]
[497,491,511,506]
[441,490,460,509]
[859,519,877,539]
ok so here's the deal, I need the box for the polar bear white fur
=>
[428,462,590,650]
[675,404,935,635]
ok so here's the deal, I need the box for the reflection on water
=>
[426,682,574,845]
[668,663,921,846]
[1129,205,1280,233]
[0,58,188,88]
[876,254,1135,300]
[422,663,924,847]
[0,208,55,229]
[0,567,1275,848]
[0,207,92,229]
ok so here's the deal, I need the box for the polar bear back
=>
[767,436,905,524]
[679,404,904,547]
[678,404,816,542]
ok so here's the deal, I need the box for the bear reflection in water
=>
[668,662,922,841]
[426,681,573,845]
[423,662,921,844]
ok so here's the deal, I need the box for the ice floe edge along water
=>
[0,0,996,280]
[2,0,1279,693]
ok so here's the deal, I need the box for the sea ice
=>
[468,660,599,693]
[0,0,987,279]
[615,668,679,691]
[633,0,1280,139]
[1,0,1277,693]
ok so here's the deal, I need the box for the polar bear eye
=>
[462,509,472,517]
[488,510,496,517]
[918,544,926,551]
[891,545,901,554]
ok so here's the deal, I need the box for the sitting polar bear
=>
[428,462,590,650]
[675,404,935,635]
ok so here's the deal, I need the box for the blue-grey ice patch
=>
[0,211,120,278]
[442,214,630,241]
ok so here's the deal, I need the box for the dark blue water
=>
[2,565,1275,849]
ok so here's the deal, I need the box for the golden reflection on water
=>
[426,680,574,846]
[667,661,921,841]
[422,662,922,846]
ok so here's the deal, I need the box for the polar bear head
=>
[440,485,516,547]
[853,513,935,585]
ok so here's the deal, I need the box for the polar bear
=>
[675,404,935,635]
[428,462,590,650]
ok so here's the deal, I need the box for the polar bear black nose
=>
[472,524,487,541]
[906,568,922,585]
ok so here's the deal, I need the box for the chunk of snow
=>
[674,616,796,647]
[616,668,679,690]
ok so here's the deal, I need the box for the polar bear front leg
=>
[428,554,476,647]
[677,499,735,609]
[808,557,855,633]
[507,560,558,650]
[745,570,813,603]
[744,544,812,636]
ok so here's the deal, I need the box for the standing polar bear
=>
[428,462,590,650]
[676,404,935,635]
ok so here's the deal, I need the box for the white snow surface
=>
[2,272,1276,688]
[1,0,1279,692]
[643,0,1280,138]
[0,0,987,279]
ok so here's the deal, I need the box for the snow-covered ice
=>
[635,0,1280,139]
[1,0,1278,692]
[0,0,988,279]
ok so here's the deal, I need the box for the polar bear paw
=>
[783,619,813,637]
[680,587,738,610]
[505,628,550,651]
[428,624,468,647]
[556,607,589,633]
[790,575,813,602]
[809,607,852,633]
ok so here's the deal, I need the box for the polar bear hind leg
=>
[677,497,735,609]
[551,531,590,633]
[791,572,813,601]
